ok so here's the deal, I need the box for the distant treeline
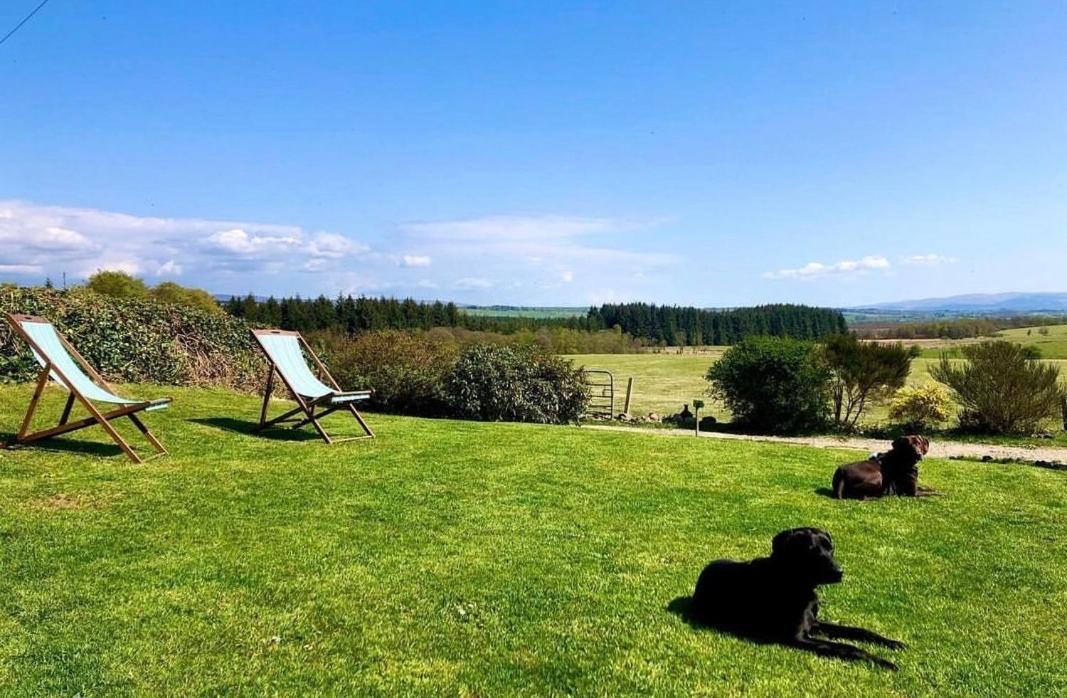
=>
[222,294,591,334]
[589,303,847,345]
[852,315,1067,340]
[223,295,846,345]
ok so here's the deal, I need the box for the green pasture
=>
[566,352,1067,440]
[0,384,1064,695]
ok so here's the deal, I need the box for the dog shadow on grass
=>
[666,595,774,646]
[0,431,123,457]
[189,417,323,442]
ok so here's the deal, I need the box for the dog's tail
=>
[831,468,846,499]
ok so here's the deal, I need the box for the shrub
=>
[888,384,953,432]
[86,270,149,298]
[445,344,587,424]
[0,286,263,390]
[150,282,223,314]
[823,334,914,429]
[932,341,1064,434]
[706,336,830,434]
[310,330,458,417]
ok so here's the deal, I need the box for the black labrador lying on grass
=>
[688,528,903,670]
[832,435,936,499]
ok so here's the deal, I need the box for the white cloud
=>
[764,255,891,280]
[902,253,957,266]
[455,277,493,290]
[560,270,574,283]
[156,259,183,276]
[401,254,432,267]
[207,228,302,255]
[0,200,369,285]
[402,214,679,269]
[0,264,43,275]
[308,232,367,259]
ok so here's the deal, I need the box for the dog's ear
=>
[771,527,823,558]
[771,529,798,558]
[891,436,910,452]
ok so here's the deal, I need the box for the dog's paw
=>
[874,657,899,671]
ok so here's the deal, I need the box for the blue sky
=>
[2,1,1065,306]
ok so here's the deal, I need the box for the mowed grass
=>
[1,385,1065,695]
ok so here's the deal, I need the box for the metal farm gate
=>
[584,369,614,419]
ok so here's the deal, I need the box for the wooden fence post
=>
[623,377,634,417]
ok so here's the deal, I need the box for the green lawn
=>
[1,385,1065,695]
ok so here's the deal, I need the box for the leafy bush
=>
[86,271,222,314]
[888,384,953,432]
[0,286,263,390]
[932,341,1064,434]
[706,336,830,434]
[311,329,459,417]
[86,270,150,298]
[150,282,223,314]
[314,331,589,424]
[823,334,914,429]
[445,344,587,424]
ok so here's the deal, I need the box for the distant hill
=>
[852,292,1067,315]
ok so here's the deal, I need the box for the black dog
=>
[833,435,933,499]
[689,528,903,669]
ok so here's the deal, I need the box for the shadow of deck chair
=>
[251,329,374,444]
[4,313,171,464]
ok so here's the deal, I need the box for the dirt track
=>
[586,424,1067,464]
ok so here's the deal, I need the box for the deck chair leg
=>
[258,365,276,429]
[128,413,167,455]
[59,393,76,425]
[305,407,333,445]
[73,395,144,464]
[17,365,51,440]
[347,404,375,438]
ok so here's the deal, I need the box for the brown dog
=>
[832,436,932,499]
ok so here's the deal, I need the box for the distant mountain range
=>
[852,292,1067,314]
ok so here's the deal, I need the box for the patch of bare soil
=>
[27,492,114,512]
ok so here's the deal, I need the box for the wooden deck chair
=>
[4,314,171,463]
[251,329,374,444]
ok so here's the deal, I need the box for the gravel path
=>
[585,424,1067,464]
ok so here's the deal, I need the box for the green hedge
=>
[0,287,264,390]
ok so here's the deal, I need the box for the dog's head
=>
[891,435,929,464]
[770,527,843,586]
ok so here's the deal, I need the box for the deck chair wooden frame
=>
[4,313,171,464]
[251,329,374,444]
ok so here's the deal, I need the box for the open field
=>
[0,384,1064,695]
[460,306,587,319]
[567,353,1067,440]
[997,324,1067,358]
[567,353,948,421]
[890,324,1067,360]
